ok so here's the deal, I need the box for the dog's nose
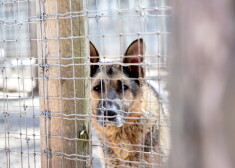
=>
[104,110,117,122]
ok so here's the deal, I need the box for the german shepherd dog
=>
[90,39,169,167]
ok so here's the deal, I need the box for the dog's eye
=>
[117,85,129,93]
[93,80,105,92]
[93,85,101,92]
[117,80,129,93]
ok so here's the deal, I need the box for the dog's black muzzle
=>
[97,101,125,127]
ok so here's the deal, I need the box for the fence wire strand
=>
[0,0,171,167]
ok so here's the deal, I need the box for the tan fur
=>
[90,39,169,167]
[92,78,169,167]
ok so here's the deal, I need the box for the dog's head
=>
[90,39,145,127]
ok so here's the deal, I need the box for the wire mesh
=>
[0,0,171,168]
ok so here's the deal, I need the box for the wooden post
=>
[37,0,90,167]
[169,0,235,168]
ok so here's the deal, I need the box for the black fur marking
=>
[144,126,160,152]
[116,80,123,93]
[106,146,114,155]
[90,65,100,77]
[130,81,138,97]
[107,66,113,76]
[93,79,105,92]
[122,66,140,86]
[117,80,122,88]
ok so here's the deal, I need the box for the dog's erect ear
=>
[90,41,100,77]
[123,39,145,79]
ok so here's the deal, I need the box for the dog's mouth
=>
[96,104,126,127]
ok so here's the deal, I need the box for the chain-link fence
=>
[0,0,171,167]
